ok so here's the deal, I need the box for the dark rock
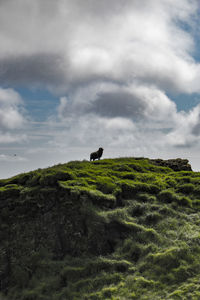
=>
[150,158,192,172]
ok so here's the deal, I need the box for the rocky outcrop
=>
[150,158,192,171]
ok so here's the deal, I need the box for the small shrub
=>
[148,246,190,277]
[85,258,131,276]
[177,196,192,207]
[102,286,117,298]
[134,183,160,194]
[86,189,116,208]
[120,182,160,199]
[158,189,179,203]
[11,265,29,288]
[176,176,191,183]
[150,251,177,272]
[130,276,156,289]
[96,176,116,194]
[20,289,40,300]
[76,170,91,178]
[121,182,137,199]
[121,172,136,180]
[128,163,145,172]
[27,174,41,186]
[4,184,20,189]
[159,205,175,216]
[67,160,88,169]
[129,243,142,262]
[172,265,192,283]
[165,177,177,188]
[16,173,33,185]
[193,185,200,197]
[0,185,21,199]
[145,211,162,225]
[72,273,122,292]
[61,266,84,282]
[119,239,141,261]
[140,228,158,242]
[40,171,75,186]
[131,202,145,217]
[137,193,156,202]
[113,165,133,172]
[177,183,195,194]
[191,177,200,184]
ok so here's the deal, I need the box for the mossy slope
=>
[1,157,200,299]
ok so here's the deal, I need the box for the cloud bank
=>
[0,0,199,92]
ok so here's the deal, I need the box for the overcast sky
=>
[1,0,200,178]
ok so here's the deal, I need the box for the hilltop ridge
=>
[1,157,200,300]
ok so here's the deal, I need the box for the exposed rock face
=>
[150,158,192,171]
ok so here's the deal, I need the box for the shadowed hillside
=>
[1,157,200,299]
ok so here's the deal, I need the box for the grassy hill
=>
[1,157,200,299]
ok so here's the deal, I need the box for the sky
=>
[1,0,200,178]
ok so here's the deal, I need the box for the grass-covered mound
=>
[1,157,200,299]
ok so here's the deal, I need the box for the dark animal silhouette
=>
[90,147,104,161]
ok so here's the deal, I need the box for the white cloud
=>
[0,88,27,148]
[57,83,177,125]
[54,79,200,154]
[0,132,26,144]
[0,88,25,130]
[57,97,68,119]
[0,0,199,93]
[166,104,200,147]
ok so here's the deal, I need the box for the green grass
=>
[1,157,200,299]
